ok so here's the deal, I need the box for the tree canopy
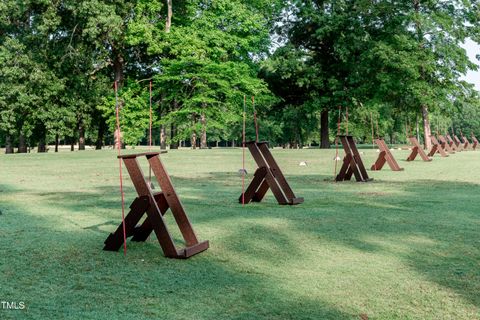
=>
[0,0,479,152]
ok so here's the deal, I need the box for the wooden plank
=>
[123,158,151,196]
[258,143,297,200]
[118,151,167,159]
[371,139,403,171]
[438,135,454,153]
[131,192,169,242]
[371,150,387,171]
[239,167,267,204]
[144,202,179,258]
[103,196,150,251]
[407,137,431,161]
[430,136,448,157]
[453,135,464,151]
[263,169,289,205]
[346,136,370,180]
[252,179,270,202]
[148,155,199,247]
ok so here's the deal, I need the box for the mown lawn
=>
[0,146,478,319]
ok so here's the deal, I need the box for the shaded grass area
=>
[0,148,479,319]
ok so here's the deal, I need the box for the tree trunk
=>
[200,112,207,149]
[170,123,179,149]
[95,121,105,150]
[320,109,329,148]
[191,132,197,149]
[165,0,173,32]
[37,124,47,153]
[421,105,432,150]
[5,134,13,154]
[113,47,124,88]
[160,125,167,150]
[70,138,75,151]
[55,134,59,152]
[38,139,46,153]
[18,133,27,153]
[78,123,86,150]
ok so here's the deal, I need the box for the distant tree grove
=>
[1,0,479,153]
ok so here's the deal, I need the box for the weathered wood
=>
[371,139,403,171]
[406,137,432,162]
[461,136,471,150]
[148,154,201,247]
[104,196,150,251]
[446,135,458,151]
[240,141,303,205]
[117,151,167,159]
[428,136,448,157]
[438,135,454,154]
[471,135,478,150]
[104,153,208,259]
[453,135,464,151]
[336,136,372,182]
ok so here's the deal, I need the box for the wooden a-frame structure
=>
[104,152,209,259]
[428,136,448,157]
[446,134,458,151]
[336,135,372,182]
[406,137,432,162]
[461,135,471,150]
[471,135,478,150]
[453,135,464,151]
[370,138,403,171]
[239,141,304,205]
[438,135,455,154]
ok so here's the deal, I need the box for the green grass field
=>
[0,147,479,319]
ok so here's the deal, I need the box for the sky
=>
[462,38,480,90]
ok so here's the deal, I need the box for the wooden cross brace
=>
[239,142,303,205]
[446,135,458,151]
[453,135,464,151]
[428,136,448,157]
[336,135,372,182]
[104,152,209,259]
[471,135,478,150]
[406,137,432,162]
[438,135,455,154]
[461,136,471,150]
[371,139,403,171]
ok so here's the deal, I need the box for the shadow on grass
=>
[1,184,353,320]
[8,172,480,315]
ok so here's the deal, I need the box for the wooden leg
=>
[252,179,270,202]
[264,169,289,205]
[407,147,418,161]
[148,155,201,247]
[104,196,150,251]
[336,155,352,181]
[145,202,180,258]
[239,167,267,204]
[132,193,169,242]
[371,151,386,171]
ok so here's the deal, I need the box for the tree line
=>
[1,0,479,153]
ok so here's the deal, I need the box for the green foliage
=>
[98,82,154,146]
[0,0,479,150]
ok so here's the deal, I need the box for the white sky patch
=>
[462,38,480,90]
